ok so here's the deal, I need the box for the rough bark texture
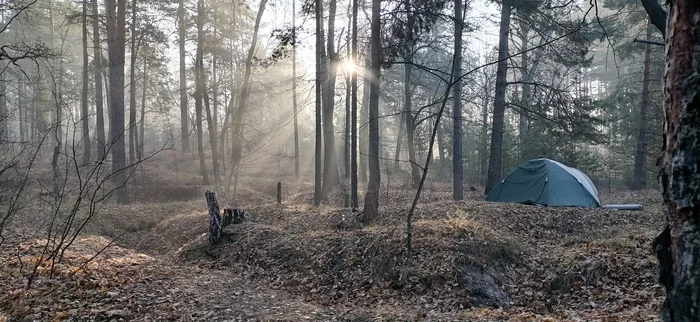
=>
[350,0,359,208]
[362,0,381,223]
[105,0,128,203]
[655,1,700,321]
[178,0,190,154]
[314,0,323,205]
[484,1,511,195]
[322,0,340,200]
[91,0,105,157]
[81,0,91,166]
[632,23,653,190]
[452,0,463,200]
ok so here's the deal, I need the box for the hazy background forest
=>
[0,0,673,319]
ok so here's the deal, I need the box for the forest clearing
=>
[0,0,697,320]
[0,159,664,321]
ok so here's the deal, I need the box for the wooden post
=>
[277,181,282,204]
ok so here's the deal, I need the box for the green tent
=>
[485,158,601,207]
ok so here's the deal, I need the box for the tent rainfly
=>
[485,158,601,208]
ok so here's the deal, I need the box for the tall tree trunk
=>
[350,0,358,208]
[519,19,530,158]
[362,0,380,222]
[480,78,489,185]
[195,0,209,185]
[484,1,511,194]
[322,0,340,199]
[81,0,91,165]
[632,23,652,190]
[394,116,403,170]
[655,1,700,321]
[92,0,105,157]
[105,0,128,203]
[139,57,146,157]
[128,0,138,165]
[314,0,323,205]
[404,56,419,186]
[229,0,267,168]
[179,0,190,153]
[18,78,24,143]
[452,0,463,199]
[359,52,370,184]
[292,0,300,178]
[345,74,351,180]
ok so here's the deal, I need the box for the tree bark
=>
[322,0,340,200]
[394,116,403,170]
[359,52,370,184]
[195,0,209,185]
[292,0,300,178]
[655,1,700,321]
[92,0,105,158]
[139,57,146,157]
[362,0,380,223]
[484,1,511,194]
[452,0,463,200]
[350,0,359,208]
[105,0,128,203]
[480,76,489,185]
[128,0,138,165]
[640,0,667,39]
[179,0,190,153]
[314,0,323,205]
[632,23,653,190]
[519,19,530,158]
[81,0,91,166]
[229,0,267,168]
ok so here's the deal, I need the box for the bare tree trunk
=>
[632,23,652,190]
[394,116,403,170]
[322,0,340,200]
[484,1,511,194]
[314,0,323,205]
[655,2,700,321]
[229,0,267,168]
[404,52,420,187]
[518,19,529,158]
[292,0,300,178]
[179,0,190,153]
[105,0,129,203]
[128,0,138,165]
[81,0,91,166]
[345,74,351,180]
[359,52,370,184]
[139,57,146,157]
[92,0,105,157]
[350,0,358,208]
[453,0,463,200]
[195,0,209,185]
[480,77,489,185]
[361,0,380,223]
[18,78,24,143]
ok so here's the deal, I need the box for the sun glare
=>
[339,60,359,74]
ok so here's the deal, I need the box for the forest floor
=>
[0,163,666,321]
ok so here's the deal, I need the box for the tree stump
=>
[205,190,222,245]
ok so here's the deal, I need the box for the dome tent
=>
[485,158,601,208]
